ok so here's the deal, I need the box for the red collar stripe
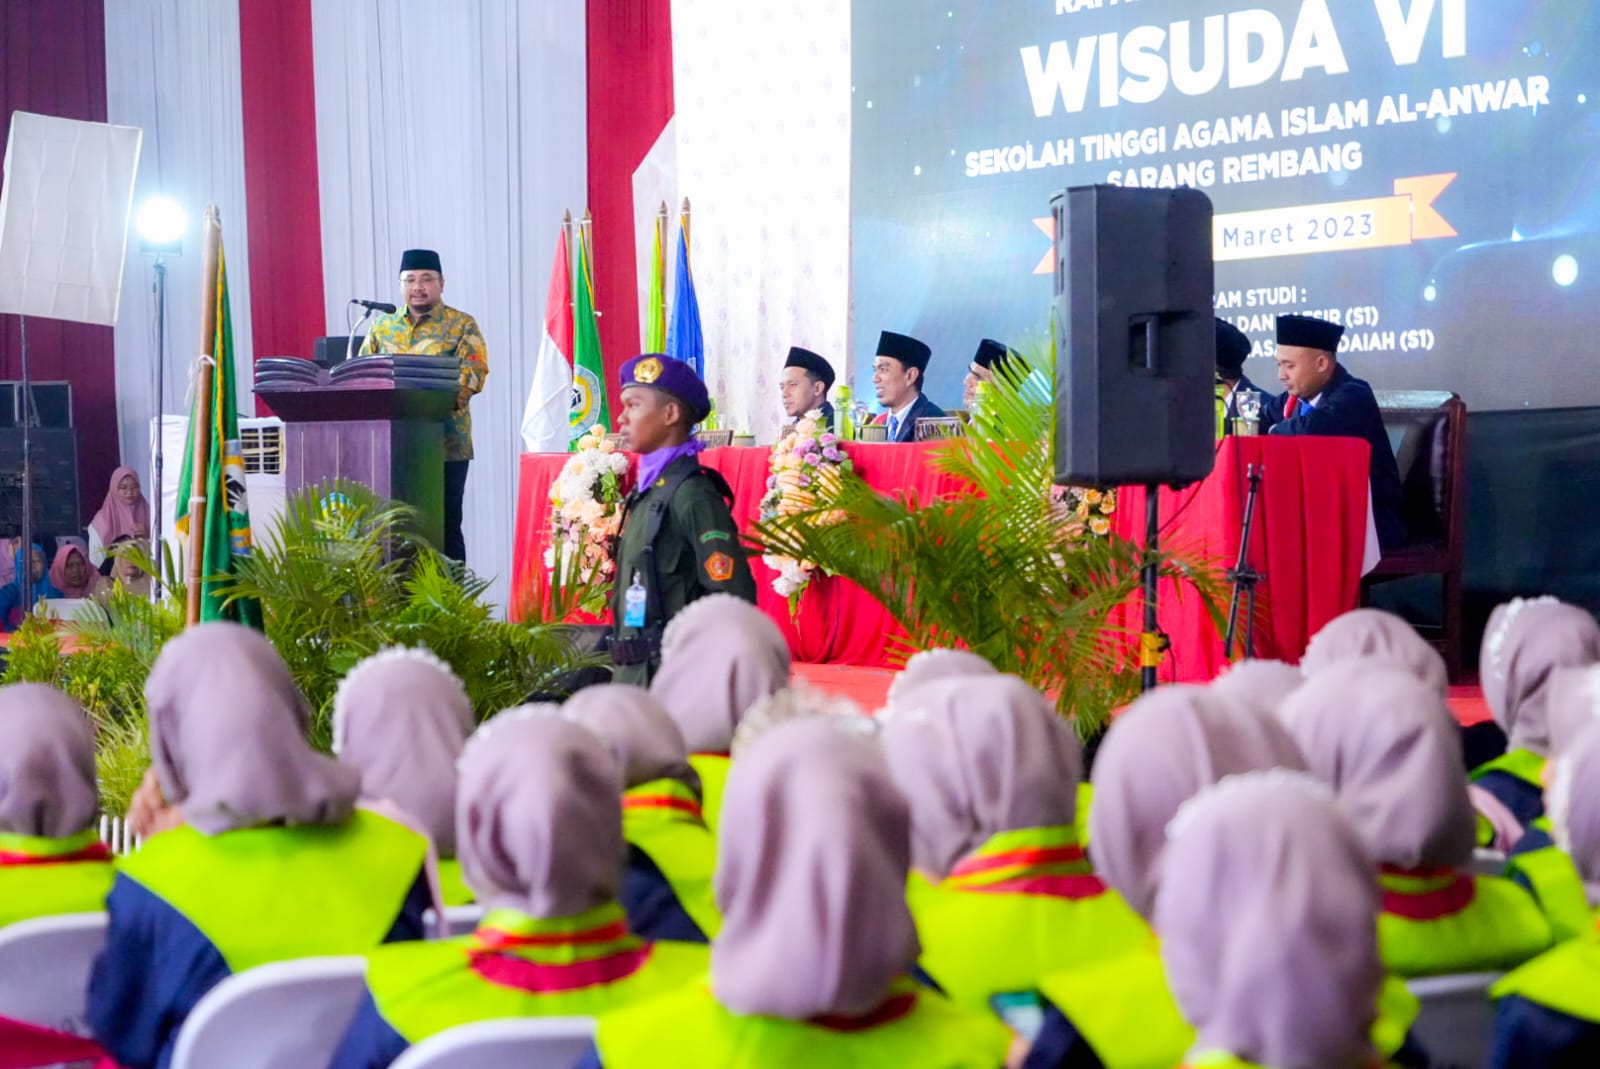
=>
[1381,871,1477,921]
[948,844,1087,879]
[622,795,703,818]
[471,919,631,952]
[809,992,918,1032]
[960,872,1107,900]
[471,944,652,995]
[0,841,111,867]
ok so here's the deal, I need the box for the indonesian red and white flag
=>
[520,225,576,452]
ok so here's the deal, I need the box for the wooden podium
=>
[255,382,455,551]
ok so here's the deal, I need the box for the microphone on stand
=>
[346,299,396,363]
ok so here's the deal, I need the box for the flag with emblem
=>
[521,221,575,452]
[570,215,609,445]
[175,229,262,627]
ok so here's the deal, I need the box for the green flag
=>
[644,213,667,352]
[569,226,610,447]
[176,240,262,626]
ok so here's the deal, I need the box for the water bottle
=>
[623,572,647,628]
[836,385,854,440]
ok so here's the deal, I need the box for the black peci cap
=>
[1276,314,1344,354]
[876,330,932,372]
[399,249,442,275]
[784,346,836,389]
[1215,319,1251,375]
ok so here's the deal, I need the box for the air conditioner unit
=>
[153,415,288,564]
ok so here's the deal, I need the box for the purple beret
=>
[620,354,712,423]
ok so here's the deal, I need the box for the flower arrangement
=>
[1053,486,1118,539]
[545,424,631,614]
[759,410,852,604]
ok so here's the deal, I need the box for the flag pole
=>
[185,206,221,626]
[680,196,691,271]
[581,209,595,293]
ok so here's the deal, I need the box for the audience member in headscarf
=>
[1494,664,1600,939]
[1473,597,1600,832]
[327,709,708,1069]
[1300,607,1449,696]
[886,647,1000,704]
[1490,720,1600,1068]
[99,535,153,599]
[87,623,432,1069]
[1283,662,1551,977]
[334,647,476,906]
[49,543,103,600]
[89,465,151,561]
[1021,687,1307,1069]
[0,683,113,928]
[583,718,1014,1068]
[879,674,1146,1012]
[0,543,59,629]
[1207,658,1304,726]
[649,593,790,830]
[566,684,720,941]
[1158,774,1386,1069]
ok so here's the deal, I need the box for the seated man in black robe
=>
[1269,313,1407,551]
[1215,318,1278,434]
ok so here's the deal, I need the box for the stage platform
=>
[793,662,1492,729]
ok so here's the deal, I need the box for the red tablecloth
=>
[1108,436,1372,681]
[509,437,1370,677]
[510,444,969,668]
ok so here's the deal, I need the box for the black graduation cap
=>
[971,338,1015,372]
[1276,314,1344,353]
[1215,319,1251,375]
[784,346,836,389]
[399,249,442,275]
[876,330,931,372]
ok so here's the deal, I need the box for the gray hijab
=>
[563,684,697,789]
[146,622,361,836]
[880,674,1080,877]
[1547,665,1600,762]
[1283,662,1476,869]
[456,707,627,918]
[0,683,99,839]
[1159,774,1382,1069]
[1208,659,1305,725]
[333,647,474,855]
[1088,685,1306,918]
[885,648,999,704]
[712,717,919,1019]
[1483,597,1600,755]
[651,594,791,753]
[1301,608,1448,696]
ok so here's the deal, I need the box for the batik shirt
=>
[361,302,489,460]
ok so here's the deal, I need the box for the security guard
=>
[609,354,757,685]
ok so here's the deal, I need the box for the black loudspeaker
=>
[0,381,73,428]
[1052,185,1216,488]
[0,427,81,534]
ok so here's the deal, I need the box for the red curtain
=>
[585,0,675,423]
[238,0,327,414]
[0,0,115,520]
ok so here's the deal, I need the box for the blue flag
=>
[665,226,704,379]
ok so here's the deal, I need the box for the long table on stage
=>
[509,437,1374,680]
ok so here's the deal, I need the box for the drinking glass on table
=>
[1235,390,1262,436]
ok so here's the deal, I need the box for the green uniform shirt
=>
[610,455,756,685]
[361,301,488,460]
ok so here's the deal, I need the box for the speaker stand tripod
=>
[1222,462,1265,659]
[1140,487,1171,692]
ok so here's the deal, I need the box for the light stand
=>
[1222,462,1266,659]
[137,195,186,599]
[18,317,34,612]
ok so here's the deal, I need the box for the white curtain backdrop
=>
[670,0,852,443]
[312,0,587,612]
[104,0,257,496]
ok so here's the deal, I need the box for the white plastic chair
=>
[389,1017,597,1069]
[423,904,485,938]
[169,956,369,1069]
[1405,971,1501,1069]
[0,912,107,1034]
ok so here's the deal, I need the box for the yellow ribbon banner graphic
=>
[1214,174,1457,262]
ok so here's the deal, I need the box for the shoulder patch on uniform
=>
[705,552,735,582]
[699,530,731,544]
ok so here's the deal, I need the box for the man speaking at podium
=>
[361,249,489,562]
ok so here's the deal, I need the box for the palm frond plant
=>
[754,341,1223,737]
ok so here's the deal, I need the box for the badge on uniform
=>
[705,552,735,583]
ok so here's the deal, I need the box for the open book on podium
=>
[254,354,458,551]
